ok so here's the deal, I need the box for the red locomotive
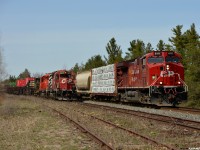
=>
[39,70,76,99]
[76,51,188,106]
[117,51,187,105]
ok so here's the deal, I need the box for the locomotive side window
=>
[166,57,180,63]
[148,57,164,63]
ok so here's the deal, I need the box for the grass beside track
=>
[0,95,98,150]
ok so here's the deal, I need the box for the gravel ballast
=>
[84,101,200,122]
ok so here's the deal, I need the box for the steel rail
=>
[45,105,114,150]
[74,109,177,150]
[160,106,200,114]
[83,103,200,131]
[175,107,200,113]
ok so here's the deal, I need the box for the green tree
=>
[125,39,145,60]
[9,75,17,82]
[72,63,80,73]
[169,23,200,106]
[84,55,106,70]
[169,25,187,56]
[165,44,174,51]
[145,42,153,53]
[104,38,123,64]
[184,24,200,104]
[18,68,31,79]
[156,40,165,50]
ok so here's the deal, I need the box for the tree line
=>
[72,23,200,106]
[2,23,200,106]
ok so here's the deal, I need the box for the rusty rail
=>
[74,109,177,150]
[83,103,200,131]
[46,105,114,150]
[161,106,200,114]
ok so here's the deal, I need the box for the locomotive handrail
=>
[174,73,188,92]
[149,75,162,96]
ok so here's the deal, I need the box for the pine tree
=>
[125,39,145,60]
[156,40,165,50]
[72,63,80,73]
[104,38,123,64]
[184,24,200,104]
[18,68,31,79]
[84,55,106,70]
[169,23,200,106]
[145,42,153,53]
[169,25,187,55]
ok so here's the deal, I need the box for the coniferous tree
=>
[125,39,145,60]
[9,75,17,82]
[18,68,31,79]
[84,55,106,70]
[169,23,200,106]
[169,25,187,55]
[104,38,123,64]
[145,42,153,53]
[156,40,165,50]
[184,24,200,104]
[72,63,80,73]
[165,44,174,51]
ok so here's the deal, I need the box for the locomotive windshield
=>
[166,56,180,63]
[60,73,71,78]
[148,57,164,63]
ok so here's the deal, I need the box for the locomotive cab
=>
[146,51,188,105]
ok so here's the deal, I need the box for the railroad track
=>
[45,105,114,150]
[83,102,200,131]
[45,104,176,150]
[161,106,200,114]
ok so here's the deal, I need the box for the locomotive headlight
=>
[152,75,156,80]
[178,81,181,84]
[159,81,163,85]
[166,65,170,70]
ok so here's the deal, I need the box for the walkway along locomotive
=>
[6,51,188,106]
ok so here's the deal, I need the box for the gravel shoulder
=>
[84,101,200,122]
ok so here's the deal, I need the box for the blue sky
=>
[0,0,200,77]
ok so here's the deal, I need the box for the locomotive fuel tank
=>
[76,71,91,93]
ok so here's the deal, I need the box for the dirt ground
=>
[1,94,200,150]
[0,94,99,150]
